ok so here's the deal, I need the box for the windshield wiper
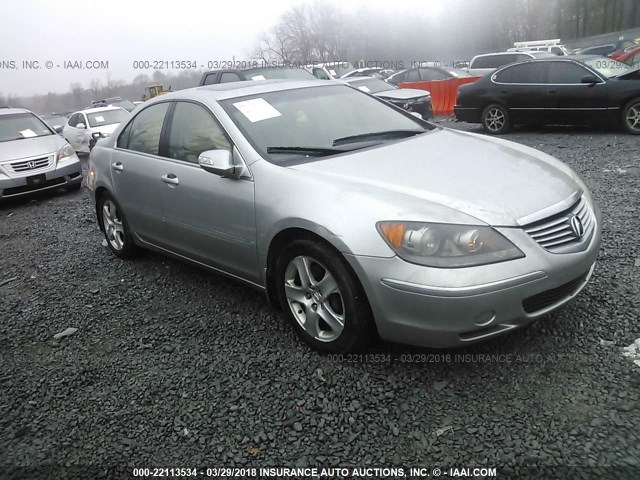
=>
[266,146,352,157]
[332,129,424,147]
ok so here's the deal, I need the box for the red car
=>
[614,45,640,67]
[609,43,640,61]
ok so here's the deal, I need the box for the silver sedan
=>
[87,80,601,353]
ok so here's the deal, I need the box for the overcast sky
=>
[0,0,436,98]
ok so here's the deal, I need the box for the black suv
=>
[198,66,315,86]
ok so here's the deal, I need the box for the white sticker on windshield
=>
[251,75,266,81]
[233,98,281,123]
[19,129,37,138]
[94,116,105,123]
[357,86,371,93]
[329,69,337,76]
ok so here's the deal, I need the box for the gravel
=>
[1,124,639,479]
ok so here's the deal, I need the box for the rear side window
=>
[117,102,169,154]
[405,69,421,81]
[166,102,231,164]
[495,63,545,83]
[473,55,516,69]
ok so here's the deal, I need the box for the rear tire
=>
[275,238,374,353]
[97,192,137,259]
[621,98,640,134]
[482,104,510,134]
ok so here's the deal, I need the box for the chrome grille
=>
[5,155,53,174]
[524,197,594,253]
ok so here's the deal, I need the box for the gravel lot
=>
[1,123,639,479]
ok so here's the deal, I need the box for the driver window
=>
[167,102,231,164]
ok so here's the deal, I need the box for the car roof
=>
[75,106,127,114]
[0,107,32,116]
[154,79,331,102]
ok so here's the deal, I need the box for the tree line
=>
[3,0,640,114]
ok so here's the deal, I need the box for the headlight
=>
[377,221,525,268]
[57,142,76,163]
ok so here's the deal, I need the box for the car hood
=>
[375,89,430,100]
[0,134,63,162]
[291,128,579,226]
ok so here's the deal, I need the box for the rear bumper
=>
[454,106,481,123]
[0,160,82,199]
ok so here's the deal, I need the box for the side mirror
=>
[76,122,86,129]
[198,149,236,178]
[581,75,599,84]
[54,125,63,133]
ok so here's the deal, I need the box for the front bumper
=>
[0,159,82,199]
[345,206,602,348]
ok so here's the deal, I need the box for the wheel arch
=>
[264,227,366,312]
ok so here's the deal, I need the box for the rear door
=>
[545,61,609,124]
[159,101,259,282]
[111,102,171,246]
[64,114,80,150]
[491,62,548,124]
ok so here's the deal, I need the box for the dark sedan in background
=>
[344,76,433,119]
[387,66,472,85]
[454,55,640,134]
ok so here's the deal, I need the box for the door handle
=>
[161,174,179,185]
[547,89,557,94]
[112,162,124,172]
[500,89,508,94]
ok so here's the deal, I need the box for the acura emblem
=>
[27,161,36,169]
[569,215,584,238]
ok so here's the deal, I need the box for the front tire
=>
[482,103,510,134]
[622,98,640,134]
[275,239,374,353]
[97,192,137,259]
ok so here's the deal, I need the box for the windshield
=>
[0,113,53,142]
[245,67,315,80]
[41,115,68,129]
[111,99,136,112]
[348,78,395,94]
[322,62,354,77]
[584,57,633,78]
[221,85,429,163]
[86,109,129,127]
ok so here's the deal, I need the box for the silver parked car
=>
[0,108,82,200]
[87,80,601,353]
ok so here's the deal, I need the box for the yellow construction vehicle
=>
[142,85,170,102]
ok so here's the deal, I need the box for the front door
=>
[158,101,259,283]
[545,61,610,125]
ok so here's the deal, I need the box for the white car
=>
[466,51,555,76]
[305,61,355,80]
[62,106,130,154]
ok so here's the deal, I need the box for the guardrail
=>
[398,76,481,116]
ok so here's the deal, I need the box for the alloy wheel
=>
[485,107,506,132]
[625,103,640,133]
[283,255,345,342]
[101,199,125,251]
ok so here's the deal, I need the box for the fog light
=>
[474,310,495,327]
